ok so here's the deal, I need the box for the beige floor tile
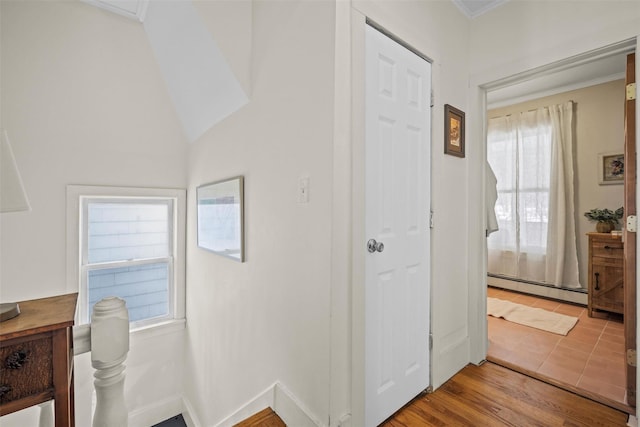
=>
[600,330,625,347]
[577,375,627,403]
[510,294,539,306]
[604,319,625,331]
[532,298,561,312]
[584,353,626,382]
[537,362,583,386]
[553,303,585,317]
[592,340,625,360]
[556,336,598,354]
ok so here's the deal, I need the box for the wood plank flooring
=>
[382,362,628,426]
[233,363,627,426]
[233,408,286,427]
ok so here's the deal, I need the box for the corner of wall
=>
[208,383,276,427]
[128,394,184,427]
[186,381,324,427]
[273,382,326,427]
[182,396,204,427]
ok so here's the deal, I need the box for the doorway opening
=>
[483,39,636,413]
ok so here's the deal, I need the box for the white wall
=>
[467,0,640,363]
[183,1,335,425]
[0,1,187,425]
[184,1,475,425]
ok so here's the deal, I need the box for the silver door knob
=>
[367,239,384,253]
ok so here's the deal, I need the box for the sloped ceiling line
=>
[84,0,248,143]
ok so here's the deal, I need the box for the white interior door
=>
[364,24,431,426]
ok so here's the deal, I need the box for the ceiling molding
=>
[83,0,149,22]
[487,72,625,110]
[486,39,635,109]
[451,0,509,19]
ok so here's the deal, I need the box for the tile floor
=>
[487,286,627,406]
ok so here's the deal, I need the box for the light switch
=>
[298,176,310,203]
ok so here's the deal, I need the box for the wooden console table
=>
[0,293,77,427]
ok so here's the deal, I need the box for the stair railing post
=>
[90,297,129,427]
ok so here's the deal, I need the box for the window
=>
[67,186,185,329]
[487,102,579,288]
[487,112,553,282]
[488,116,552,258]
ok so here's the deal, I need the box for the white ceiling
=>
[450,0,629,108]
[487,51,629,109]
[452,0,509,19]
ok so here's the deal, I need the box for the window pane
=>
[88,203,169,263]
[519,190,549,253]
[88,263,169,323]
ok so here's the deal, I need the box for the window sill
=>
[73,318,186,355]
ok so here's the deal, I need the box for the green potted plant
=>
[584,207,624,233]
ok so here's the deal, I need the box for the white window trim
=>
[67,185,186,353]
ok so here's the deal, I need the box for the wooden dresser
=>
[587,232,624,318]
[0,293,77,427]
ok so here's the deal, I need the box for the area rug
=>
[487,297,578,336]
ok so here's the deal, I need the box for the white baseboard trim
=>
[128,394,184,427]
[432,335,469,389]
[212,383,276,427]
[488,276,588,305]
[195,382,325,427]
[182,396,203,427]
[274,382,325,427]
[336,414,352,427]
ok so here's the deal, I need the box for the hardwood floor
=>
[233,363,627,427]
[233,408,286,427]
[382,362,628,426]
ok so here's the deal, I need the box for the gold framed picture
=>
[444,104,465,158]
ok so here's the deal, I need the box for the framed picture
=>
[598,152,624,185]
[444,104,465,158]
[197,176,245,262]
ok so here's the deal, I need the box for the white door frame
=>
[467,38,640,370]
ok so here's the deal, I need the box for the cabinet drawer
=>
[0,335,53,404]
[592,256,623,268]
[592,240,623,258]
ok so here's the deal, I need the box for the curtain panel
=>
[487,102,580,288]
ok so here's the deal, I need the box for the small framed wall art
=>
[444,104,465,158]
[598,152,624,185]
[197,176,245,262]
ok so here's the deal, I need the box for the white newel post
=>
[91,297,130,427]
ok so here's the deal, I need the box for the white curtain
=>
[487,102,580,288]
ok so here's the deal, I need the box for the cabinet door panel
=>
[592,263,624,314]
